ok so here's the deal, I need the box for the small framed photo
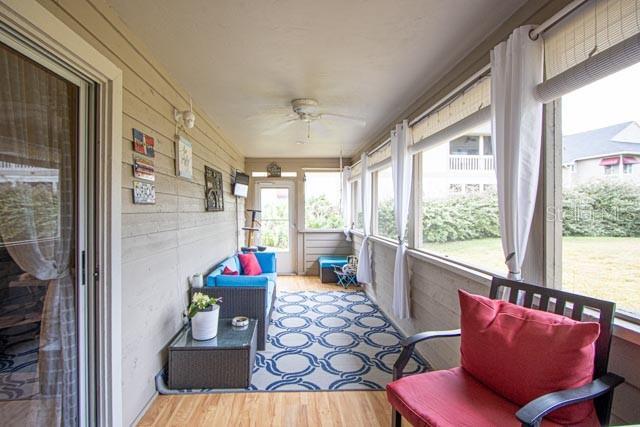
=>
[133,181,156,204]
[176,135,193,180]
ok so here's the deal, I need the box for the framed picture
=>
[133,181,156,204]
[132,128,155,157]
[176,135,193,179]
[133,154,155,181]
[205,166,224,211]
[266,162,281,177]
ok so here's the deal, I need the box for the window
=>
[559,61,640,318]
[482,135,493,155]
[449,135,479,155]
[304,171,341,230]
[350,179,363,230]
[419,122,505,274]
[374,167,396,239]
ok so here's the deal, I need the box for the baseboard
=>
[130,390,159,427]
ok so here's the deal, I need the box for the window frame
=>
[350,178,363,231]
[371,165,397,242]
[549,98,640,324]
[302,169,343,232]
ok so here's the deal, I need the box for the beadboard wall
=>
[36,0,245,423]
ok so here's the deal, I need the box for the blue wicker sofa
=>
[190,252,277,350]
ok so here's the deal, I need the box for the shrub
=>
[422,192,500,243]
[562,181,640,237]
[377,199,396,239]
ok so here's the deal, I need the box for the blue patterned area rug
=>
[156,290,429,394]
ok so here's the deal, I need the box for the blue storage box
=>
[318,256,348,283]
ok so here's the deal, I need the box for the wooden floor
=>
[276,274,360,292]
[137,275,402,426]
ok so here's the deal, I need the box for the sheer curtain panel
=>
[491,25,544,280]
[391,121,413,319]
[356,153,372,284]
[0,42,79,426]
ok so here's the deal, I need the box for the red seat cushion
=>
[222,266,238,275]
[386,367,599,427]
[238,252,262,276]
[458,290,600,425]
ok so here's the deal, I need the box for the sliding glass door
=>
[0,30,94,426]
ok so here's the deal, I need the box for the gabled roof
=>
[563,121,640,163]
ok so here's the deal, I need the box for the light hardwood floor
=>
[137,275,403,426]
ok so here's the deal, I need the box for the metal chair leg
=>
[392,409,402,427]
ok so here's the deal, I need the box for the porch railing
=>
[449,155,495,171]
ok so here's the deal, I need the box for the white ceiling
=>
[108,0,526,158]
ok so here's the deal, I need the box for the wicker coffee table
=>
[168,318,258,389]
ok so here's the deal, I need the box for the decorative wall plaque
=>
[266,162,281,177]
[205,166,224,211]
[133,154,155,181]
[176,135,193,179]
[132,128,155,157]
[133,181,156,204]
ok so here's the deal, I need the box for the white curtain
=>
[391,120,413,319]
[0,43,78,426]
[491,26,544,280]
[341,166,352,241]
[356,153,372,284]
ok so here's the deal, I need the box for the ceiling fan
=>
[254,98,366,136]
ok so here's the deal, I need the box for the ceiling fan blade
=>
[246,111,296,121]
[262,118,299,135]
[311,120,332,139]
[319,113,366,127]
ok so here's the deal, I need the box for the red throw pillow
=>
[458,290,600,425]
[238,252,262,276]
[222,266,238,276]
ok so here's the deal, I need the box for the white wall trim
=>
[0,1,123,425]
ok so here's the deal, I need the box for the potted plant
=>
[188,292,222,340]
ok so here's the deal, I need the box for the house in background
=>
[422,122,496,199]
[563,121,640,188]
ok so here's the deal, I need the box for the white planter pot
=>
[191,305,220,340]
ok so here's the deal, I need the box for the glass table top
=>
[169,318,257,350]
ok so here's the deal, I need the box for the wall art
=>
[133,181,156,204]
[132,128,155,157]
[205,166,224,211]
[176,135,193,180]
[133,154,155,181]
[266,162,281,177]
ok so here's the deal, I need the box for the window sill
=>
[301,229,345,233]
[407,248,493,287]
[613,316,640,346]
[349,231,640,344]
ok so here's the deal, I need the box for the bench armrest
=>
[393,329,461,380]
[515,373,625,427]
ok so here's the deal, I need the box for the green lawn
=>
[425,237,640,316]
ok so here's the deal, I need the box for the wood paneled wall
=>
[353,235,640,424]
[303,232,352,276]
[36,0,245,423]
